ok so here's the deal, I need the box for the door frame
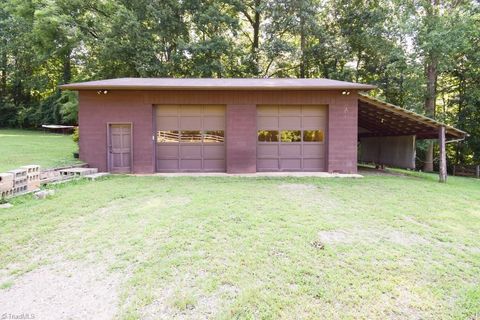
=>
[106,122,134,173]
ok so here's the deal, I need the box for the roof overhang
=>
[358,94,467,140]
[59,77,377,91]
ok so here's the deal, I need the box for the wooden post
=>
[476,165,479,179]
[439,126,447,183]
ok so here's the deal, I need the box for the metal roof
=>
[60,77,376,91]
[358,94,467,140]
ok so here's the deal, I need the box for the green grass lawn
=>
[0,173,479,319]
[0,128,81,172]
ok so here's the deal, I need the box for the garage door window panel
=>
[280,130,301,142]
[157,130,180,143]
[204,130,224,143]
[180,130,202,143]
[303,130,324,142]
[258,130,279,142]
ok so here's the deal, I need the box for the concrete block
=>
[21,165,40,174]
[8,168,27,179]
[27,179,41,192]
[1,188,14,199]
[34,189,55,199]
[0,173,14,191]
[13,176,27,187]
[59,168,98,177]
[13,185,27,196]
[83,172,110,181]
[40,170,61,182]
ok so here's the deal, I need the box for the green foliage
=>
[72,126,79,144]
[58,91,78,125]
[0,0,478,164]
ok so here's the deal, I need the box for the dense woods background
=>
[0,0,479,167]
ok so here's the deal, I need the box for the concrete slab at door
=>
[257,105,327,171]
[108,124,132,173]
[156,105,225,172]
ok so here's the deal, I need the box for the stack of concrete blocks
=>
[58,167,98,178]
[8,168,28,196]
[0,172,14,199]
[40,169,61,184]
[22,165,41,192]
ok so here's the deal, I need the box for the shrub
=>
[72,127,79,143]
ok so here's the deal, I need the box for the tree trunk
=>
[0,47,6,98]
[438,126,447,182]
[299,12,306,78]
[423,0,439,172]
[423,58,437,172]
[355,51,362,82]
[455,72,466,165]
[251,0,261,75]
[62,49,72,84]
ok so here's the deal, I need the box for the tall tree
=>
[420,0,440,171]
[232,0,262,75]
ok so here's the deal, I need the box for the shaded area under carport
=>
[357,94,468,182]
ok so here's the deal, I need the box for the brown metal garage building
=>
[60,78,466,175]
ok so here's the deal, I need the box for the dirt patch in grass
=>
[358,166,407,177]
[0,260,122,319]
[402,215,432,229]
[316,230,351,243]
[141,196,192,210]
[141,271,238,320]
[278,183,339,211]
[278,183,318,192]
[375,286,424,320]
[317,228,429,246]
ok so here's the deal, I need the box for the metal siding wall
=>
[359,135,416,169]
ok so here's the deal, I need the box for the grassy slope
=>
[0,173,479,319]
[0,129,81,171]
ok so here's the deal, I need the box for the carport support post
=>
[439,126,447,183]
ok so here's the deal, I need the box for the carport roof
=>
[358,94,467,140]
[60,77,376,91]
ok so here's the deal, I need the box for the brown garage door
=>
[257,105,327,171]
[155,105,225,172]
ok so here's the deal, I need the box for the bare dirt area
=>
[277,183,340,211]
[358,166,408,176]
[140,271,238,320]
[0,259,122,320]
[317,227,429,246]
